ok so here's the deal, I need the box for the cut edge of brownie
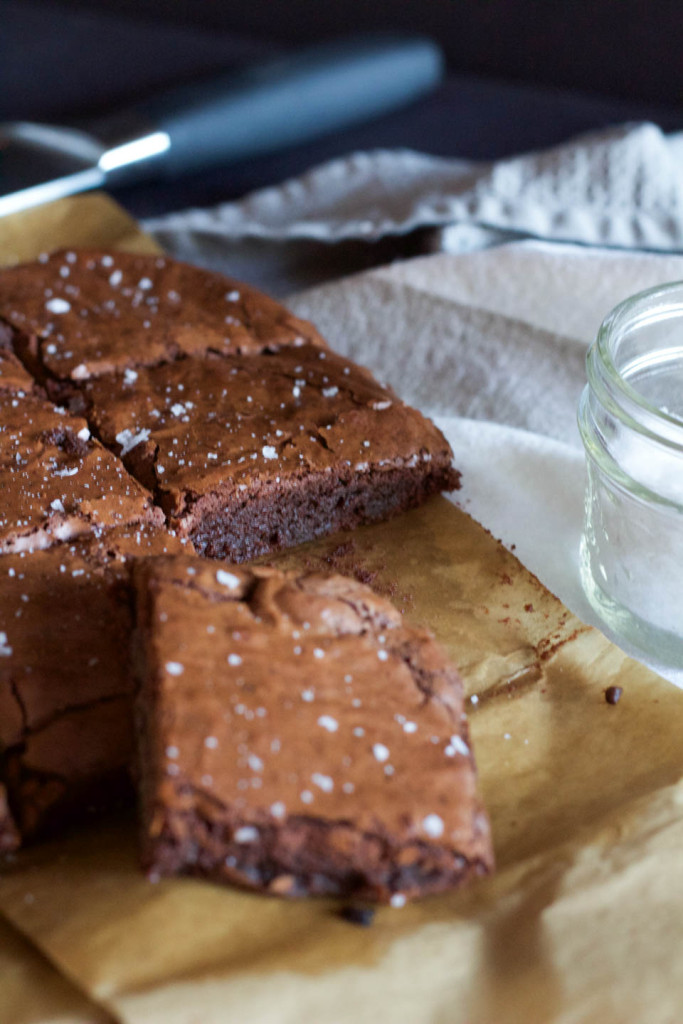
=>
[0,527,191,848]
[141,793,492,902]
[0,782,21,852]
[0,251,464,566]
[176,460,461,563]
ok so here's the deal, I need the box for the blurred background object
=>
[3,0,682,218]
[0,35,445,216]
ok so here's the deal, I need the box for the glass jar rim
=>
[595,279,683,432]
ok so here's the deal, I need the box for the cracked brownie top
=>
[0,248,326,382]
[0,388,162,554]
[77,345,455,513]
[134,556,493,902]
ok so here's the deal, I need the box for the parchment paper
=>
[0,192,161,269]
[0,913,112,1024]
[0,194,681,1024]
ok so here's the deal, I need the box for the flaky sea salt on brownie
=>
[0,248,325,382]
[0,524,191,850]
[0,387,162,553]
[133,555,493,902]
[81,346,459,561]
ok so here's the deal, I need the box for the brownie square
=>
[0,387,161,553]
[0,525,191,848]
[80,346,459,561]
[0,248,325,383]
[133,555,493,903]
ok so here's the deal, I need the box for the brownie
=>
[0,525,192,849]
[0,386,162,554]
[0,248,326,383]
[0,784,20,852]
[79,346,459,561]
[133,555,493,903]
[0,347,39,394]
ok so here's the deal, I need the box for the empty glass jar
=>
[579,281,683,666]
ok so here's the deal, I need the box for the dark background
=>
[40,0,683,107]
[3,0,683,217]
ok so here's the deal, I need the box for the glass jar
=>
[578,281,683,666]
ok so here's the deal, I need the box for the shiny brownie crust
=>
[133,556,493,903]
[0,250,460,564]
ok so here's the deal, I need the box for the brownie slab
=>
[0,525,192,849]
[0,348,38,394]
[0,248,325,383]
[80,346,460,561]
[133,555,493,903]
[0,388,161,553]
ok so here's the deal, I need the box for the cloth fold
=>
[146,122,683,259]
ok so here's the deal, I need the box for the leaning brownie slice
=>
[133,555,493,903]
[0,525,192,849]
[0,386,161,553]
[80,346,459,561]
[0,248,325,383]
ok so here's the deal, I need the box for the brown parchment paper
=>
[0,193,162,268]
[0,913,113,1024]
[0,194,682,1024]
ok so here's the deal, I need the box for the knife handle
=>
[123,34,443,178]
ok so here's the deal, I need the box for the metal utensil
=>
[0,34,443,218]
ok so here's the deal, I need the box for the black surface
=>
[3,0,683,219]
[27,0,683,107]
[1,1,272,121]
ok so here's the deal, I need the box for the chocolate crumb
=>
[340,905,376,927]
[324,540,356,561]
[605,685,623,705]
[353,567,379,587]
[41,424,90,458]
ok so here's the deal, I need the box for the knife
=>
[0,34,444,218]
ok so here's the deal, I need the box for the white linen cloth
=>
[144,122,683,686]
[146,122,683,248]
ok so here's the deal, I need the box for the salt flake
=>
[317,715,338,733]
[45,298,70,314]
[311,773,334,793]
[216,569,240,589]
[116,428,150,456]
[234,826,258,843]
[422,813,444,838]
